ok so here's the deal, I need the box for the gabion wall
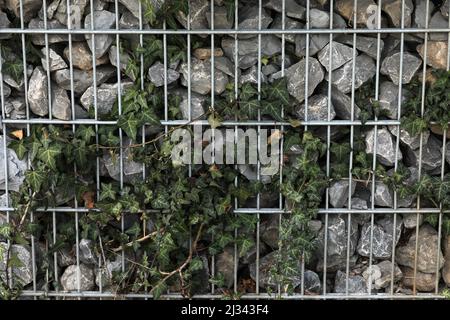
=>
[0,0,450,299]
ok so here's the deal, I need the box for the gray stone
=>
[41,48,67,72]
[0,242,34,286]
[60,264,95,291]
[401,266,439,291]
[95,256,122,288]
[295,34,329,57]
[64,42,110,71]
[206,5,233,30]
[78,239,97,265]
[84,10,116,59]
[148,61,180,87]
[238,6,272,39]
[318,42,356,72]
[172,89,207,120]
[309,9,330,28]
[362,265,382,289]
[5,0,42,23]
[380,52,422,85]
[372,260,403,289]
[329,180,356,208]
[396,224,445,274]
[54,0,88,28]
[176,0,209,32]
[238,165,272,185]
[330,88,361,120]
[417,41,449,70]
[103,138,144,182]
[58,248,76,267]
[260,214,280,250]
[430,12,448,41]
[378,81,406,119]
[53,66,115,94]
[374,181,393,207]
[216,247,234,288]
[413,0,434,29]
[4,97,27,123]
[347,197,368,210]
[239,65,267,85]
[271,15,303,44]
[29,18,69,45]
[262,64,280,76]
[51,85,71,120]
[388,126,429,152]
[285,58,324,103]
[330,54,376,94]
[404,134,442,173]
[382,0,413,27]
[336,35,384,59]
[1,83,11,99]
[80,82,133,116]
[334,270,367,294]
[295,94,336,121]
[365,127,402,167]
[402,213,424,229]
[109,45,130,72]
[28,67,49,117]
[240,242,268,265]
[357,216,402,259]
[0,137,27,192]
[180,58,228,95]
[441,0,450,17]
[387,166,418,208]
[263,0,306,20]
[0,11,12,39]
[214,56,238,77]
[300,270,322,294]
[316,215,359,272]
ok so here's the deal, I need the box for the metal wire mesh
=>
[0,0,449,299]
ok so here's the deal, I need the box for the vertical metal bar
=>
[233,0,239,295]
[210,0,216,294]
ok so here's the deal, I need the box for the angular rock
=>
[336,35,384,59]
[180,58,228,95]
[330,54,376,94]
[309,9,330,28]
[388,126,429,151]
[148,61,180,87]
[396,224,444,274]
[263,0,306,20]
[193,48,223,60]
[318,42,356,72]
[329,180,356,208]
[95,256,122,288]
[58,248,76,268]
[4,97,26,123]
[6,0,42,23]
[404,134,442,173]
[60,264,95,291]
[41,48,67,72]
[176,0,209,31]
[271,15,303,44]
[378,81,406,119]
[413,0,434,29]
[239,65,267,85]
[29,18,69,45]
[262,64,280,76]
[108,45,130,72]
[103,138,144,183]
[0,137,28,192]
[53,66,115,94]
[260,214,279,250]
[51,85,71,120]
[381,52,422,85]
[54,0,88,28]
[365,127,402,167]
[0,242,34,286]
[84,10,116,59]
[78,239,97,265]
[172,89,207,120]
[330,88,361,120]
[238,6,273,39]
[206,5,233,30]
[214,56,238,77]
[216,247,234,288]
[80,82,133,115]
[334,270,367,294]
[417,41,449,70]
[372,260,403,289]
[402,213,424,229]
[64,42,109,71]
[357,216,402,259]
[285,57,324,103]
[362,265,382,289]
[441,0,450,17]
[382,0,413,27]
[335,0,378,27]
[238,164,272,185]
[295,94,336,121]
[316,215,359,272]
[28,67,49,117]
[374,181,393,207]
[295,34,330,57]
[401,266,439,292]
[430,12,448,41]
[0,11,11,40]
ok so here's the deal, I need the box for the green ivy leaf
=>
[267,78,290,106]
[26,169,45,191]
[240,99,259,119]
[118,114,140,140]
[8,140,27,160]
[142,106,160,126]
[38,145,61,170]
[239,83,257,101]
[100,183,116,201]
[261,100,284,122]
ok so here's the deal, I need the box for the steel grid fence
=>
[0,0,449,299]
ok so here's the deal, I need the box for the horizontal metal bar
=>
[2,28,450,35]
[2,119,404,126]
[19,290,446,299]
[0,206,446,215]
